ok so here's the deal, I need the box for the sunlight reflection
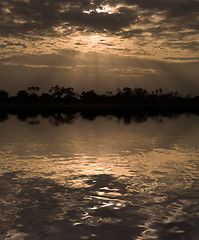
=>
[0,115,199,239]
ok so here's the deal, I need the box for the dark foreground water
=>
[0,114,199,240]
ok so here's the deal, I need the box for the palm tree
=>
[159,88,163,95]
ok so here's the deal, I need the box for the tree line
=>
[0,85,199,106]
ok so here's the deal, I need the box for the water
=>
[0,113,199,240]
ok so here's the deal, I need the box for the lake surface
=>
[0,113,199,240]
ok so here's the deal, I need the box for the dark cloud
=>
[0,0,198,37]
[0,0,198,55]
[163,57,199,61]
[118,29,144,39]
[60,6,138,33]
[0,41,27,48]
[0,0,137,36]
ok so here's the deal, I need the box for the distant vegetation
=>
[0,85,199,114]
[0,85,198,103]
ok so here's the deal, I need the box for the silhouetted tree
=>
[174,91,180,97]
[17,90,29,98]
[0,90,9,101]
[27,86,40,93]
[49,85,63,98]
[81,90,98,101]
[116,88,122,96]
[0,85,198,116]
[159,88,163,95]
[123,87,132,96]
[133,88,148,97]
[106,91,112,97]
[41,93,52,100]
[62,87,76,98]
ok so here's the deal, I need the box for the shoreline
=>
[0,102,199,114]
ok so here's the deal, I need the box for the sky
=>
[0,0,199,95]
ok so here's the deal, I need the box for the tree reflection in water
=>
[1,113,199,240]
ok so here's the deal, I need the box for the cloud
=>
[0,0,198,35]
[0,0,198,55]
[0,0,198,65]
[163,57,199,62]
[0,50,79,67]
[0,0,137,36]
[61,6,138,33]
[0,41,27,48]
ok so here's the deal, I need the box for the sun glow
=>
[83,5,116,14]
[95,5,113,14]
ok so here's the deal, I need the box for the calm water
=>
[0,114,199,240]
